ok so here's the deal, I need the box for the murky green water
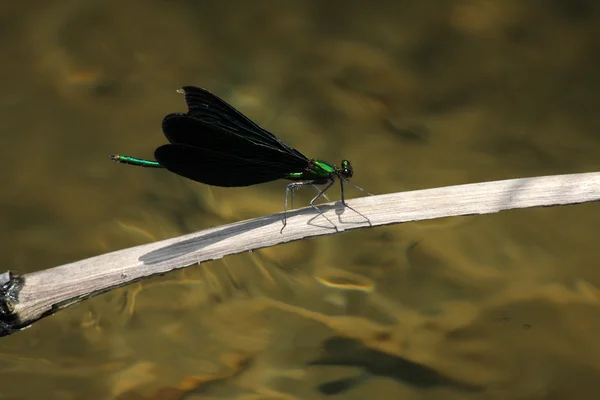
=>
[2,1,600,398]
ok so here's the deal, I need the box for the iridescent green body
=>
[285,159,337,181]
[111,155,345,181]
[110,155,162,168]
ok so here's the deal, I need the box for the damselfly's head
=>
[339,159,353,179]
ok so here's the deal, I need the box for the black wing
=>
[154,144,295,187]
[162,114,309,171]
[164,86,306,161]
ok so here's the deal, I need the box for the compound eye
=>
[340,160,353,178]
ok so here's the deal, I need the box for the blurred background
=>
[2,0,600,398]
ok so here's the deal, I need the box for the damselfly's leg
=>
[281,179,333,233]
[309,179,335,209]
[342,180,373,196]
[312,184,330,202]
[282,181,322,232]
[306,179,337,230]
[289,183,330,208]
[339,178,346,205]
[338,179,373,227]
[285,182,313,215]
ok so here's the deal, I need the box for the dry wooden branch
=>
[2,171,599,337]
